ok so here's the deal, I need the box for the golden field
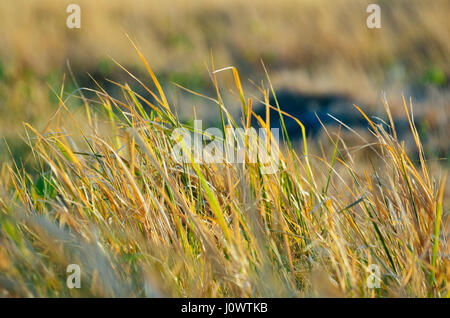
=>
[0,0,448,297]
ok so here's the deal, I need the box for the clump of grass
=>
[0,47,448,297]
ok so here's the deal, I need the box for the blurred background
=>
[0,0,449,167]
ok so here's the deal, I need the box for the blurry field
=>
[0,0,449,297]
[1,0,449,162]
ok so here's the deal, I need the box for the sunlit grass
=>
[0,44,448,297]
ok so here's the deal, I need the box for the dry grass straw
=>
[0,45,448,297]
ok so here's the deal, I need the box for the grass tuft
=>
[0,58,447,297]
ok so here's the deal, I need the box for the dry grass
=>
[0,46,448,297]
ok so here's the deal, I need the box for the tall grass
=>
[0,47,448,297]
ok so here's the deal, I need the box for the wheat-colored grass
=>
[0,45,447,297]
